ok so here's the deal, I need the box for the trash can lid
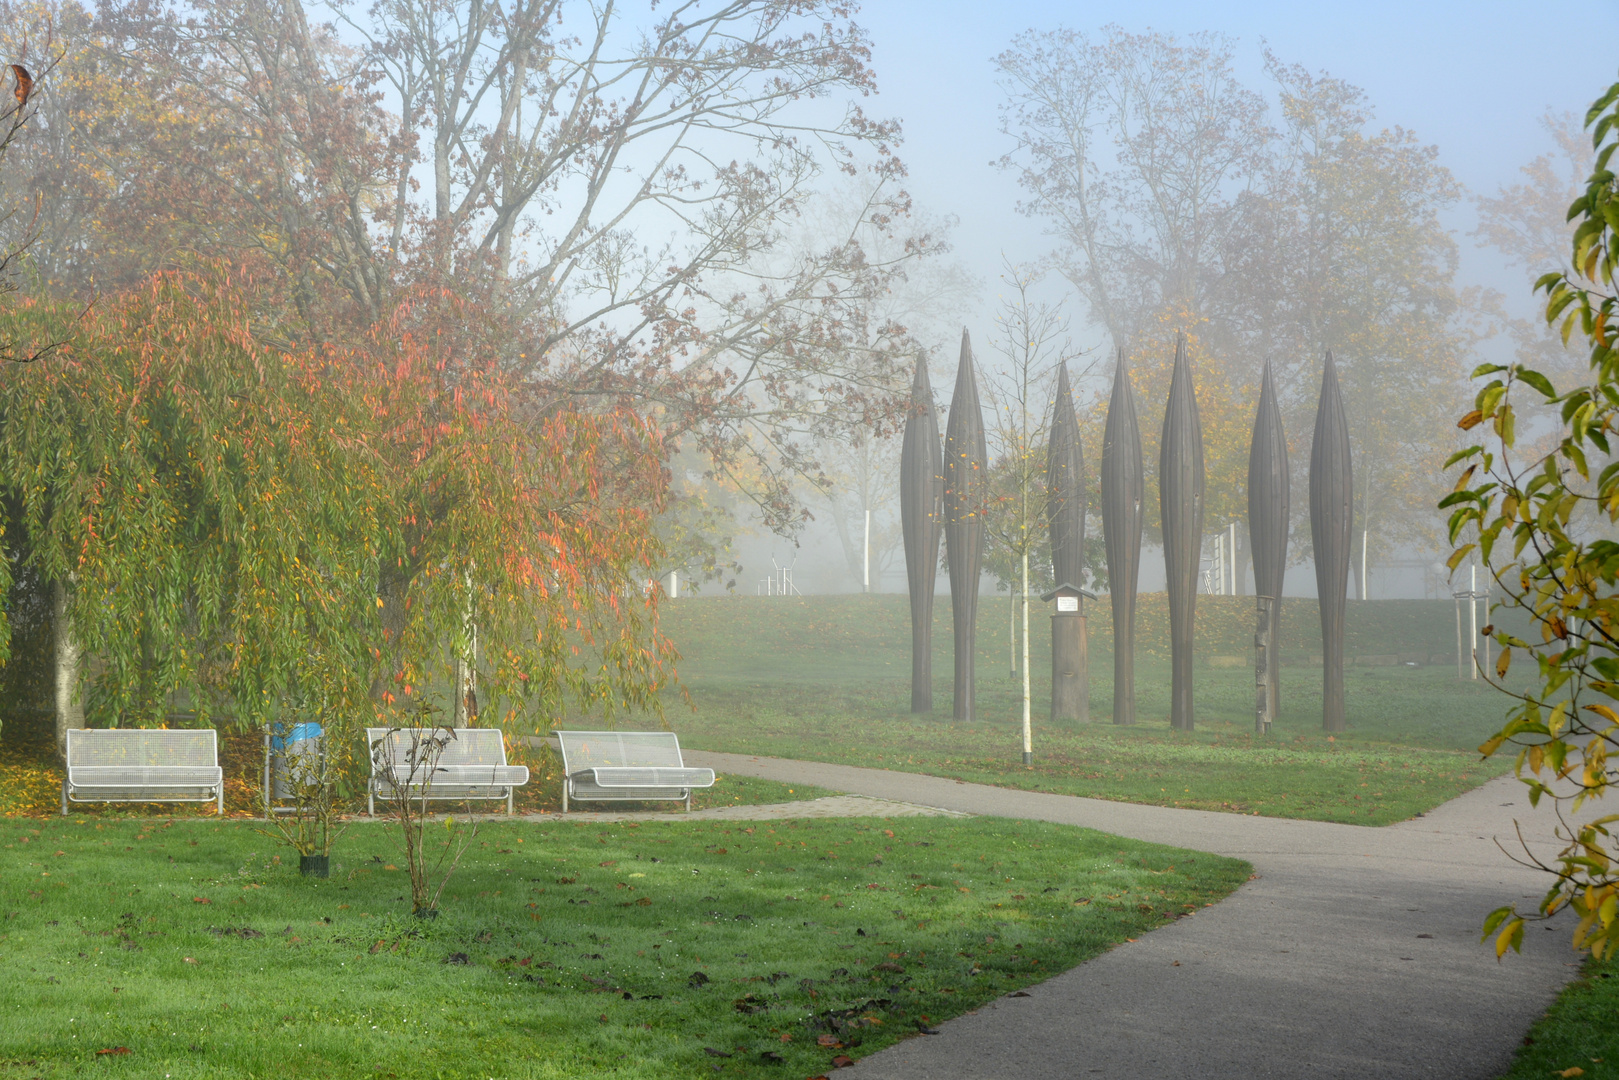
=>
[271,722,324,750]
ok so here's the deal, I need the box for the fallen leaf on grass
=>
[832,1054,857,1068]
[191,897,211,905]
[817,1034,843,1048]
[758,1050,784,1063]
[1558,1070,1584,1079]
[182,957,197,965]
[94,1047,131,1056]
[701,1048,731,1058]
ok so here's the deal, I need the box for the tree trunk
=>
[52,579,83,757]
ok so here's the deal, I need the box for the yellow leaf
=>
[1557,1068,1585,1078]
[1587,704,1619,727]
[1457,409,1484,430]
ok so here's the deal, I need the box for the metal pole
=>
[1361,528,1369,601]
[1469,564,1478,679]
[863,509,870,594]
[1228,522,1237,595]
[1455,595,1464,680]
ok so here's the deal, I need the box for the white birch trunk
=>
[1021,548,1031,762]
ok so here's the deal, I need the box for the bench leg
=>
[561,785,568,815]
[685,790,692,812]
[217,786,225,816]
[507,790,514,816]
[61,780,68,817]
[368,790,375,817]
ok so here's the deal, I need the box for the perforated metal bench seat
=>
[63,729,225,814]
[553,731,715,813]
[366,727,530,815]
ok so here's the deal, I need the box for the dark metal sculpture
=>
[1159,333,1205,732]
[1100,348,1144,726]
[1247,360,1289,731]
[1309,351,1354,733]
[1046,361,1088,722]
[943,330,988,722]
[1046,361,1087,594]
[900,356,944,713]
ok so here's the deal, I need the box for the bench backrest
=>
[66,728,218,769]
[554,730,684,772]
[366,728,509,771]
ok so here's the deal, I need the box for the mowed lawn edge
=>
[673,703,1507,827]
[652,594,1515,826]
[0,814,1249,1079]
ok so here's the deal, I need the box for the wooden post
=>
[1255,595,1275,733]
[1160,333,1206,732]
[1100,349,1143,725]
[943,330,988,722]
[1309,352,1354,732]
[900,356,943,713]
[1247,360,1290,722]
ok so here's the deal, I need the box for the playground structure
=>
[757,556,803,597]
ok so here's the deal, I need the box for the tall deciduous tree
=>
[4,0,935,536]
[997,31,1470,593]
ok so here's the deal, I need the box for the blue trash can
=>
[270,722,324,800]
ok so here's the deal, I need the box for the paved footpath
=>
[682,749,1587,1080]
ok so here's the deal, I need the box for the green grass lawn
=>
[643,595,1515,826]
[1501,953,1619,1080]
[0,814,1247,1078]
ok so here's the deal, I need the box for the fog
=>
[701,1,1616,602]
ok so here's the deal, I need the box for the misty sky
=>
[856,0,1619,348]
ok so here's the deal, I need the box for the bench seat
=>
[553,731,715,813]
[366,727,530,815]
[63,729,225,814]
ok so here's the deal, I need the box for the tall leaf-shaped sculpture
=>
[1310,351,1353,732]
[1247,360,1290,726]
[1046,361,1086,592]
[1159,334,1205,731]
[943,330,987,722]
[900,356,943,713]
[1100,349,1143,725]
[1046,361,1088,722]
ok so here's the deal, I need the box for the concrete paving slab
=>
[683,750,1587,1080]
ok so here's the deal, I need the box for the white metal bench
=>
[553,730,715,813]
[366,727,530,816]
[62,728,225,815]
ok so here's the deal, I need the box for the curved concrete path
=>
[684,749,1585,1080]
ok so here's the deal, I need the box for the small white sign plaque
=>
[1056,595,1079,612]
